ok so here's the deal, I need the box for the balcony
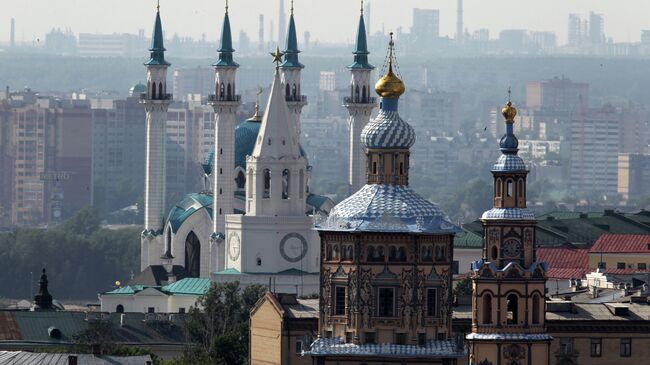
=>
[343,96,377,105]
[208,94,242,103]
[140,93,173,101]
[286,95,307,102]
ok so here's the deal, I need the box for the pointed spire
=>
[281,1,304,69]
[252,68,301,158]
[349,0,373,70]
[214,0,239,67]
[145,2,170,66]
[34,268,53,311]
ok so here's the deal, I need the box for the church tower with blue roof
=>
[466,101,551,365]
[209,1,242,274]
[141,3,172,271]
[307,35,465,363]
[345,1,377,195]
[279,1,307,137]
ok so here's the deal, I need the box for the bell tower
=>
[467,100,551,365]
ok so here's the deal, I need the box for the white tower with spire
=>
[216,53,319,295]
[345,1,376,194]
[141,4,172,270]
[279,1,307,138]
[209,2,241,274]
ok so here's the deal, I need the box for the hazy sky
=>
[2,0,649,46]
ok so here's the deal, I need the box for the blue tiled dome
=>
[492,154,527,172]
[166,193,213,233]
[235,117,262,169]
[481,208,535,220]
[319,184,460,234]
[361,109,415,150]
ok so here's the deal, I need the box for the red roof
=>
[546,268,590,280]
[590,234,650,254]
[537,245,590,269]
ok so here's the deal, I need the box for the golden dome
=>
[375,33,405,98]
[501,101,517,123]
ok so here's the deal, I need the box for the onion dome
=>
[361,33,414,150]
[493,100,527,172]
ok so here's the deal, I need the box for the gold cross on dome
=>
[270,46,284,69]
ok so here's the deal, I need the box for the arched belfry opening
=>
[185,231,201,277]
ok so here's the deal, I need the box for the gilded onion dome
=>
[361,33,414,150]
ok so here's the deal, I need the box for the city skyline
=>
[1,0,650,47]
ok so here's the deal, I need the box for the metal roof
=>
[0,351,151,365]
[162,278,211,296]
[306,338,466,358]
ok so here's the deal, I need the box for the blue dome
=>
[492,154,527,172]
[482,208,535,220]
[235,117,262,169]
[166,193,213,233]
[318,184,460,234]
[361,109,415,150]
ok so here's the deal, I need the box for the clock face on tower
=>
[228,233,241,261]
[280,233,308,263]
[503,238,522,258]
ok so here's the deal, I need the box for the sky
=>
[1,0,649,46]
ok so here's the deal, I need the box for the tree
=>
[180,282,266,365]
[58,206,101,236]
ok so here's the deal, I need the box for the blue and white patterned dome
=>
[318,184,460,234]
[361,109,416,150]
[492,154,527,172]
[481,208,535,220]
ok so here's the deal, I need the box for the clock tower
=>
[466,100,551,365]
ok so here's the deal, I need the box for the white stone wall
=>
[168,208,214,278]
[347,69,375,193]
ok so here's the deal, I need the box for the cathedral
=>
[137,2,337,295]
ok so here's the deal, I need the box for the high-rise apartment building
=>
[526,76,589,112]
[412,8,440,40]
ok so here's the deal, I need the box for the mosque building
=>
[133,1,332,296]
[305,34,467,364]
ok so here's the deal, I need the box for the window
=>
[506,294,518,324]
[295,339,303,354]
[147,307,155,313]
[590,338,602,357]
[598,261,606,269]
[334,286,346,315]
[483,294,492,324]
[532,295,540,324]
[263,169,271,198]
[617,262,626,270]
[421,245,433,262]
[506,180,513,197]
[395,333,406,345]
[452,260,460,275]
[491,246,498,260]
[417,333,426,346]
[559,337,574,355]
[365,332,376,344]
[367,246,385,262]
[178,308,186,314]
[435,245,446,261]
[257,257,262,266]
[620,338,631,357]
[282,169,290,199]
[345,332,353,343]
[639,263,647,270]
[377,288,395,317]
[116,305,124,313]
[426,288,437,317]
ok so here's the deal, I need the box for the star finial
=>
[270,46,284,69]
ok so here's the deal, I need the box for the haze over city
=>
[2,0,650,45]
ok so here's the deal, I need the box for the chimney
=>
[68,355,78,365]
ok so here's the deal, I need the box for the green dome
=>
[130,83,147,96]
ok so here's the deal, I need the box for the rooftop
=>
[0,351,152,365]
[590,233,650,254]
[306,338,466,358]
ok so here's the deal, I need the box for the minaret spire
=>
[145,0,170,66]
[214,0,238,67]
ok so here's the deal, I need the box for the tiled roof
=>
[282,299,319,319]
[453,230,484,249]
[481,208,536,220]
[537,246,589,269]
[320,184,460,234]
[546,268,590,280]
[590,233,650,254]
[492,154,527,172]
[361,109,415,149]
[465,333,552,341]
[306,338,466,358]
[0,351,151,365]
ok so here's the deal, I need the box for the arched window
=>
[326,244,333,261]
[227,83,232,100]
[299,170,304,199]
[491,246,498,260]
[397,247,407,261]
[373,161,378,174]
[285,84,291,98]
[158,83,163,99]
[483,294,492,324]
[220,83,225,99]
[518,179,525,199]
[506,180,513,197]
[292,84,297,99]
[236,170,246,190]
[263,169,271,198]
[355,85,360,102]
[332,245,340,260]
[496,179,503,198]
[532,295,540,324]
[116,304,124,313]
[282,169,290,199]
[507,294,518,324]
[151,83,157,99]
[362,86,367,102]
[399,162,404,175]
[185,231,201,278]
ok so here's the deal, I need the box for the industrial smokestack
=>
[10,18,15,47]
[456,0,463,43]
[258,14,265,52]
